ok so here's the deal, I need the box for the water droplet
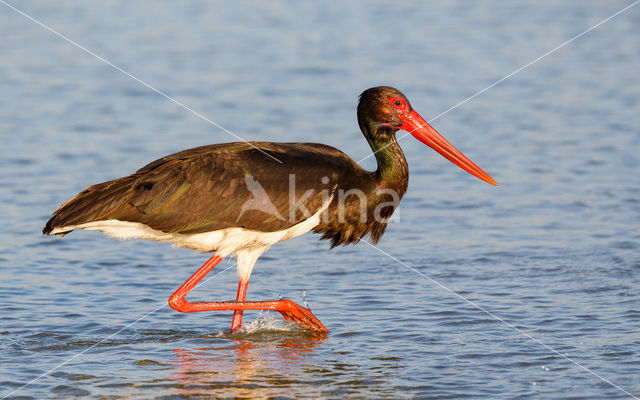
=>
[302,289,310,308]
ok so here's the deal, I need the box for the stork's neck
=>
[364,124,409,193]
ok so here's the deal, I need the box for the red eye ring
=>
[388,96,409,112]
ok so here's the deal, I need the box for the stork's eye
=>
[388,96,408,112]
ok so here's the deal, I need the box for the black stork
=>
[43,86,497,333]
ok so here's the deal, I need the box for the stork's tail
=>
[43,175,137,236]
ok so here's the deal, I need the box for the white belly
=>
[49,195,332,282]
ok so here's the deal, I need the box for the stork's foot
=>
[275,299,329,333]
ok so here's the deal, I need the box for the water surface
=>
[1,1,639,399]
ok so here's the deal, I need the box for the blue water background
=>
[1,1,639,398]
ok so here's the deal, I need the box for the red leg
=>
[230,279,248,332]
[168,254,224,312]
[168,254,328,333]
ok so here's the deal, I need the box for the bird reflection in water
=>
[169,333,326,398]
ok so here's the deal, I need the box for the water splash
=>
[210,313,292,337]
[240,312,292,333]
[302,289,310,309]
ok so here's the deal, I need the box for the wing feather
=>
[43,142,357,236]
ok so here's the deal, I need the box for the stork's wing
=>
[43,142,361,235]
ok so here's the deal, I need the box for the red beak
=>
[398,110,497,186]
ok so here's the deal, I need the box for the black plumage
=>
[44,87,415,248]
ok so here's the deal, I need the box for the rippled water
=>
[1,1,639,399]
